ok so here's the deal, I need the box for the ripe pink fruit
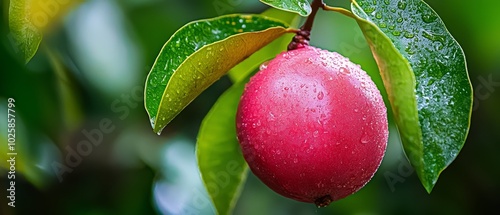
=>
[236,46,388,207]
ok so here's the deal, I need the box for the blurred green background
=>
[0,0,499,214]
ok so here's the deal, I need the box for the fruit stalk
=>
[288,0,325,50]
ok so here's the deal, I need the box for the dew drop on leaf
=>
[404,31,415,38]
[161,75,169,85]
[397,0,407,10]
[421,13,438,23]
[149,116,156,128]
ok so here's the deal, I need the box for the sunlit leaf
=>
[8,0,43,63]
[351,0,472,192]
[8,0,80,63]
[144,14,291,134]
[259,0,312,16]
[228,8,302,83]
[197,74,254,215]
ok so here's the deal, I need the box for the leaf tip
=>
[420,173,438,194]
[424,182,435,194]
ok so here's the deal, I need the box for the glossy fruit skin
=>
[236,46,388,206]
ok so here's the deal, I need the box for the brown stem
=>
[302,0,325,32]
[288,0,325,50]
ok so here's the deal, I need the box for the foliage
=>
[3,0,481,214]
[142,0,471,213]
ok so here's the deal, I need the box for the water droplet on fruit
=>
[260,60,270,70]
[304,58,313,64]
[354,108,359,113]
[361,133,369,144]
[339,67,350,75]
[284,87,289,91]
[316,182,324,188]
[268,112,275,121]
[317,91,324,100]
[283,53,291,59]
[313,130,319,137]
[276,150,281,155]
[293,158,298,163]
[335,142,340,146]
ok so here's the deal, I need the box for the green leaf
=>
[351,0,472,192]
[259,0,312,17]
[8,0,43,63]
[144,14,290,134]
[228,8,302,83]
[197,75,253,215]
